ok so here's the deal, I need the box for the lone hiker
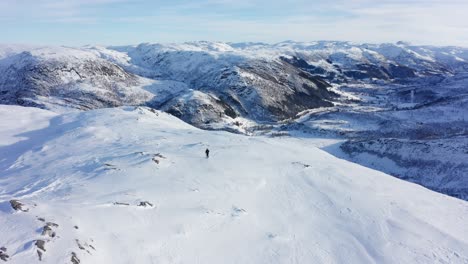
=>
[205,148,210,158]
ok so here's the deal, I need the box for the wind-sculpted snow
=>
[0,105,467,263]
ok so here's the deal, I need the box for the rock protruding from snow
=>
[9,200,28,212]
[0,247,9,262]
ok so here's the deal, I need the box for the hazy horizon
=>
[1,0,467,47]
[2,40,468,49]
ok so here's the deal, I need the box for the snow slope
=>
[0,105,57,146]
[0,105,467,263]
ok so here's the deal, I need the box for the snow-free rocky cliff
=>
[0,41,467,200]
[0,105,467,264]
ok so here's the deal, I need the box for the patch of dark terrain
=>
[0,247,9,262]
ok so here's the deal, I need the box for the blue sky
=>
[1,0,467,46]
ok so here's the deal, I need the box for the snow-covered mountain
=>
[0,105,467,263]
[0,41,467,200]
[0,42,338,122]
[2,41,467,121]
[0,46,155,111]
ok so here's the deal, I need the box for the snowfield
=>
[0,105,467,263]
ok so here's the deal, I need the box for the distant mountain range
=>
[1,41,467,124]
[0,41,467,200]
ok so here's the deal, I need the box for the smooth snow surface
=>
[0,106,467,263]
[0,105,58,146]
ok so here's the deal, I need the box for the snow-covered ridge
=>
[0,105,467,263]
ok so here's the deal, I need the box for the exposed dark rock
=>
[41,225,56,238]
[9,200,28,212]
[292,162,311,168]
[35,240,46,251]
[76,240,85,250]
[103,163,118,170]
[71,252,80,264]
[138,201,154,207]
[113,202,130,206]
[0,247,9,262]
[154,153,166,159]
[46,222,59,228]
[76,239,94,255]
